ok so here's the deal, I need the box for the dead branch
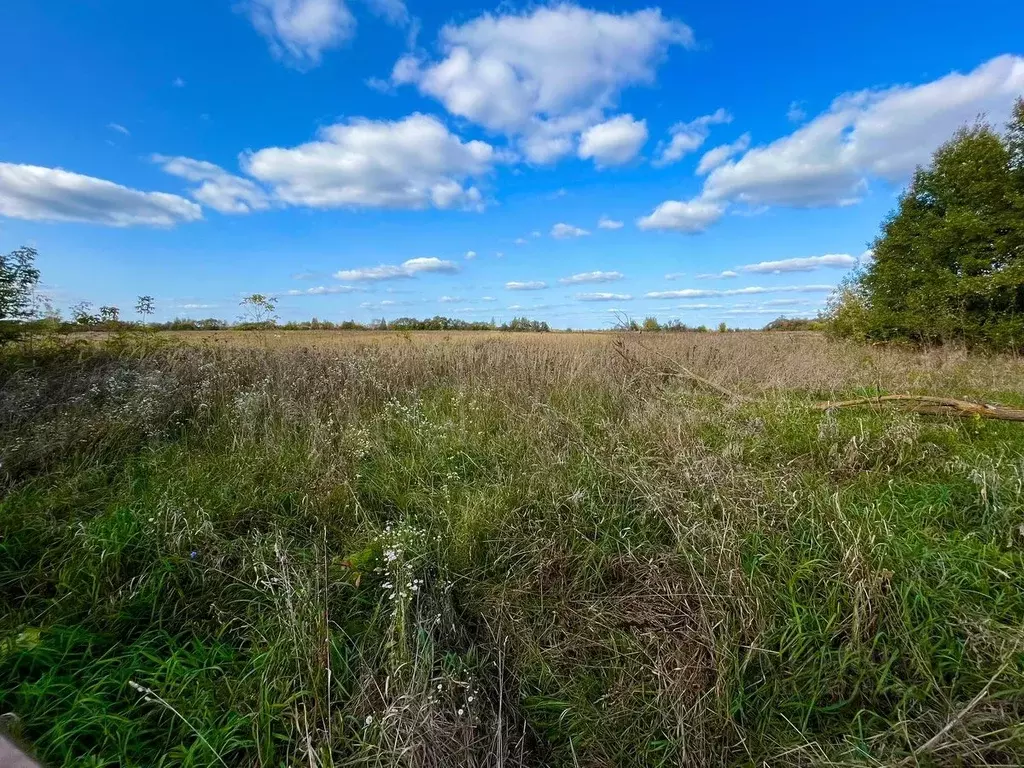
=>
[815,395,1024,422]
[614,337,748,401]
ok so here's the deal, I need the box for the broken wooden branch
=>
[815,394,1024,422]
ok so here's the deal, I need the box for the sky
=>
[1,1,1023,329]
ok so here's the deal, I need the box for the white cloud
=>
[637,197,724,233]
[154,155,270,214]
[438,295,461,303]
[465,250,477,260]
[695,270,739,279]
[107,123,130,136]
[392,5,692,163]
[481,296,496,301]
[531,230,542,237]
[285,285,359,295]
[551,222,590,239]
[244,113,495,211]
[514,237,528,245]
[725,307,815,316]
[646,288,717,299]
[652,108,730,167]
[703,54,1024,208]
[506,280,547,290]
[597,215,623,229]
[578,114,647,167]
[786,101,806,123]
[665,272,685,280]
[173,77,186,88]
[0,162,202,227]
[334,256,459,281]
[363,0,408,25]
[646,284,833,299]
[695,133,751,175]
[247,0,354,68]
[739,253,857,274]
[558,270,623,285]
[576,292,632,301]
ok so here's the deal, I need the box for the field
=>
[2,329,1024,767]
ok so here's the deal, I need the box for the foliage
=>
[828,99,1024,349]
[500,316,550,332]
[763,316,819,332]
[0,246,41,342]
[135,295,155,325]
[238,294,278,326]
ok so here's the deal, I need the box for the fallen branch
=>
[815,395,1024,422]
[613,337,748,401]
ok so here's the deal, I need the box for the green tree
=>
[842,102,1024,349]
[99,305,120,324]
[642,316,661,332]
[71,301,99,326]
[135,295,155,325]
[0,246,41,340]
[239,294,278,325]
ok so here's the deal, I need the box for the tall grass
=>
[1,331,1023,766]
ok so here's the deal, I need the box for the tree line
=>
[0,260,554,338]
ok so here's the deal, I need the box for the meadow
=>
[2,329,1024,767]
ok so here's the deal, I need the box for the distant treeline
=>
[17,313,815,335]
[23,314,554,333]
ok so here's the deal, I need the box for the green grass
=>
[2,336,1024,766]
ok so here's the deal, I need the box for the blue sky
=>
[1,0,1022,328]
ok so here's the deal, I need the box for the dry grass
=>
[1,330,1024,767]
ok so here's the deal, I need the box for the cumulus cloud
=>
[739,253,857,273]
[391,4,692,163]
[514,237,528,245]
[244,113,495,211]
[636,198,724,233]
[578,114,648,167]
[247,0,355,68]
[0,162,202,227]
[695,133,751,175]
[334,256,459,281]
[703,54,1024,208]
[154,155,270,214]
[598,215,623,229]
[558,270,624,285]
[652,108,731,167]
[465,250,477,260]
[506,280,547,290]
[551,222,590,239]
[576,292,632,301]
[639,55,1024,235]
